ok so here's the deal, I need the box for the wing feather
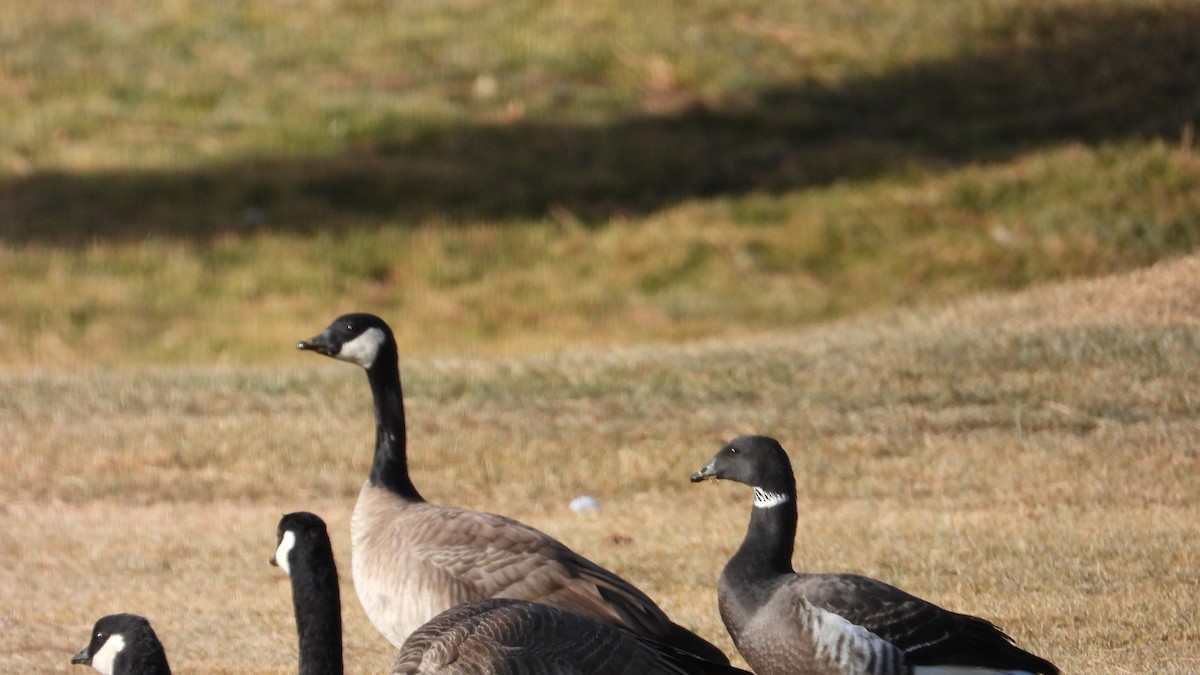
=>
[789,574,1058,673]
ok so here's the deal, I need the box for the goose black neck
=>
[729,487,798,579]
[365,350,422,500]
[123,642,171,675]
[291,547,344,675]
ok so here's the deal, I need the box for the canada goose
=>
[297,313,728,664]
[690,435,1060,675]
[71,613,171,675]
[271,511,750,675]
[272,511,344,675]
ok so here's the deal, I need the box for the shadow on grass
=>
[3,3,1199,244]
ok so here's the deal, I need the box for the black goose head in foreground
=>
[71,613,171,675]
[692,434,1059,675]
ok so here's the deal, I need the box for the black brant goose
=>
[297,312,729,664]
[690,435,1059,675]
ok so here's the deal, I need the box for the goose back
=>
[392,598,751,675]
[353,486,722,659]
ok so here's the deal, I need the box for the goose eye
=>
[728,447,738,455]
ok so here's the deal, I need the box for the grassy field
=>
[2,0,1200,368]
[3,257,1199,672]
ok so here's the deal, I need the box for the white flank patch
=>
[807,605,895,673]
[753,487,790,508]
[912,662,1036,667]
[91,633,126,675]
[337,327,386,368]
[275,530,296,576]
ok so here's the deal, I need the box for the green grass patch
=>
[2,1,1199,368]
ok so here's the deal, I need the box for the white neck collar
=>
[753,487,790,508]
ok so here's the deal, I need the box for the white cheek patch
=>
[337,327,386,369]
[275,530,296,576]
[91,633,126,675]
[753,487,790,508]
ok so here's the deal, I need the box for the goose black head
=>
[271,511,331,576]
[297,313,394,370]
[71,613,167,675]
[691,435,796,499]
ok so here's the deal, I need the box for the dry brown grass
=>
[3,257,1200,673]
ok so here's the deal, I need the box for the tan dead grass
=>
[3,257,1200,672]
[940,254,1200,330]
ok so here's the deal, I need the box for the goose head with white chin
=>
[297,312,394,370]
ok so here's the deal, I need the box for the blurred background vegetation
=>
[2,0,1198,369]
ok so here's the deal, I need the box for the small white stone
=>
[568,495,602,513]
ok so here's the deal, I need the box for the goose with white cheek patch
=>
[690,435,1060,675]
[297,312,730,665]
[272,512,344,675]
[71,613,171,675]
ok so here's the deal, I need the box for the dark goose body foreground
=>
[690,435,1059,675]
[273,511,751,675]
[298,312,729,664]
[71,613,171,675]
[393,598,753,675]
